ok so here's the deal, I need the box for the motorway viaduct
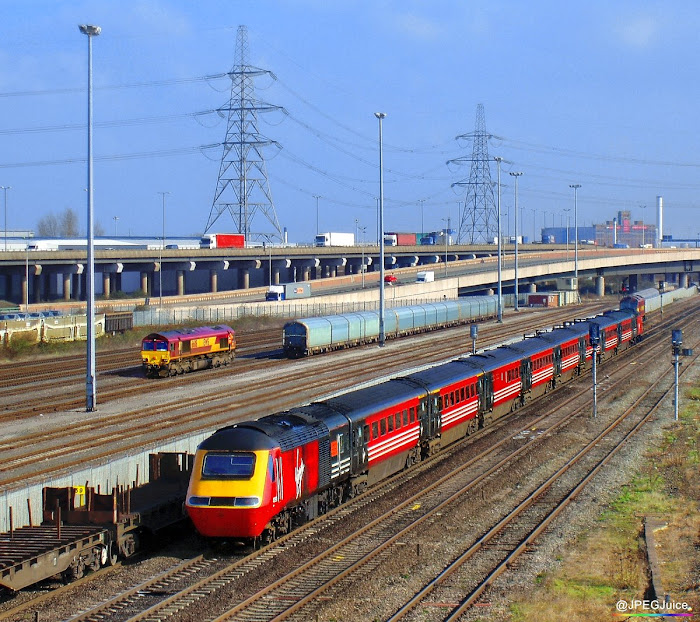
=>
[0,245,697,306]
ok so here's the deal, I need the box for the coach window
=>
[380,419,387,436]
[372,421,378,440]
[395,413,401,429]
[410,407,416,423]
[403,409,408,426]
[388,416,394,433]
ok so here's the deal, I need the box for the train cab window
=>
[380,419,387,436]
[142,340,154,351]
[387,416,394,433]
[372,421,378,440]
[403,409,408,426]
[202,452,256,479]
[395,413,401,429]
[268,454,275,482]
[155,341,168,351]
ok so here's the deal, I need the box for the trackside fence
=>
[132,295,516,328]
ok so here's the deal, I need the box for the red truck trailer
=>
[200,233,245,249]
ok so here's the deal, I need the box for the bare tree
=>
[60,208,79,236]
[37,213,59,236]
[37,208,82,236]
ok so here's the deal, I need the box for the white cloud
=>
[617,14,658,48]
[394,12,442,40]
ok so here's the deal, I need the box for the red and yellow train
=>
[141,325,236,377]
[185,295,654,544]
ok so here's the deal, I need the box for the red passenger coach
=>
[186,289,663,543]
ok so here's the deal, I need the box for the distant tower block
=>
[448,104,497,244]
[205,25,283,242]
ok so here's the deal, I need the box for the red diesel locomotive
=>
[141,325,236,377]
[186,301,647,544]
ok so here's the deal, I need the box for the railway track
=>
[1,303,614,489]
[39,303,698,622]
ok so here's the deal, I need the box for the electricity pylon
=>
[448,104,497,244]
[205,25,284,242]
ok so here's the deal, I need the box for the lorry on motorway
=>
[265,282,312,301]
[385,232,417,245]
[314,232,355,247]
[200,233,245,249]
[416,270,435,283]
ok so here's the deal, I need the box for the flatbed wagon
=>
[0,452,192,594]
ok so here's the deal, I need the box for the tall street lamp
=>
[510,172,523,311]
[1,186,11,252]
[569,184,581,284]
[158,191,170,306]
[79,23,100,412]
[313,194,321,238]
[495,157,503,322]
[442,217,451,277]
[113,215,119,237]
[419,199,425,238]
[375,112,386,347]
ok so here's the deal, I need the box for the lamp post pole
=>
[113,215,118,237]
[495,157,503,322]
[564,208,570,261]
[443,217,451,277]
[24,238,29,312]
[419,199,424,238]
[79,23,100,412]
[510,172,523,311]
[0,186,11,252]
[313,195,321,238]
[375,112,386,347]
[570,184,581,284]
[158,191,170,306]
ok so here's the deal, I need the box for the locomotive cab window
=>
[202,452,256,479]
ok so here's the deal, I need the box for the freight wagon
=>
[282,296,498,357]
[0,453,192,593]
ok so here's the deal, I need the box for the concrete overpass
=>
[0,244,696,306]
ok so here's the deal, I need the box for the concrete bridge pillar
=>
[239,268,250,290]
[273,267,281,285]
[528,282,537,293]
[63,273,71,301]
[680,273,688,288]
[177,270,185,296]
[628,274,638,292]
[210,269,218,293]
[595,275,605,297]
[103,273,111,298]
[21,274,28,307]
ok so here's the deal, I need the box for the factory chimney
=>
[656,196,663,247]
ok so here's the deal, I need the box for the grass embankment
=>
[0,315,286,362]
[507,388,700,621]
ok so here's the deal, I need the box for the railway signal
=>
[671,329,693,421]
[589,323,601,418]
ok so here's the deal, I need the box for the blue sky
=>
[1,1,699,244]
